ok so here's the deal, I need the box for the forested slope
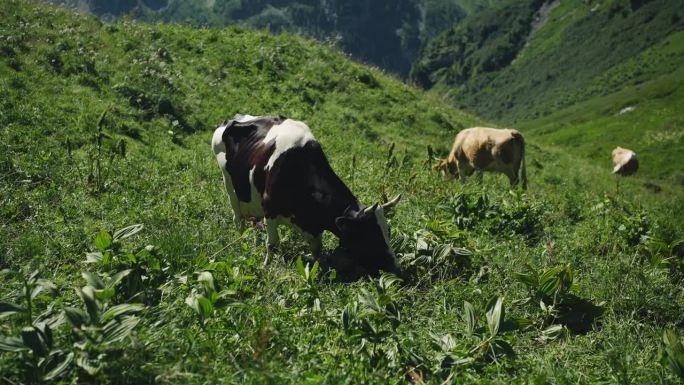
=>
[43,0,506,76]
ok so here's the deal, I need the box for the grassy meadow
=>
[1,1,684,384]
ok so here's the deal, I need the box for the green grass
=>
[1,1,684,384]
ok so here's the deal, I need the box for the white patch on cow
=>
[233,113,257,122]
[212,124,228,168]
[262,119,316,171]
[237,166,265,218]
[617,106,636,115]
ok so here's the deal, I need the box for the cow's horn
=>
[381,194,401,212]
[362,203,379,216]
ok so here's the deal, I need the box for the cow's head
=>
[335,195,402,276]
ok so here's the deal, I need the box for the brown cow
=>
[611,147,638,176]
[436,127,527,189]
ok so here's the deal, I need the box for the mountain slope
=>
[44,0,507,77]
[1,1,683,384]
[411,0,684,182]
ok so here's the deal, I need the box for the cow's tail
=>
[512,131,527,190]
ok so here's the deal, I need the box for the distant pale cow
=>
[611,147,638,176]
[436,127,527,189]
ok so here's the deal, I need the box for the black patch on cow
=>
[263,141,360,237]
[221,116,283,202]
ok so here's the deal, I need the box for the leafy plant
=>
[64,272,144,377]
[0,271,71,383]
[661,329,684,379]
[431,296,516,374]
[341,274,404,367]
[515,266,603,333]
[85,225,166,305]
[639,237,684,281]
[295,256,321,310]
[618,210,651,246]
[400,228,473,283]
[184,258,256,327]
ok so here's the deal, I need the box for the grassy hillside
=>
[2,1,684,384]
[411,0,684,182]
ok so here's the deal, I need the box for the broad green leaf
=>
[539,267,564,297]
[102,304,144,323]
[76,355,101,375]
[35,322,53,350]
[42,351,74,381]
[113,224,144,241]
[197,296,214,320]
[95,230,112,252]
[310,260,320,282]
[28,270,40,283]
[296,256,306,279]
[663,329,684,378]
[21,327,49,357]
[103,316,140,343]
[94,287,115,301]
[463,301,476,337]
[491,338,515,358]
[198,271,215,294]
[486,297,504,337]
[85,252,103,263]
[185,295,200,316]
[0,302,24,318]
[540,324,566,341]
[0,335,28,352]
[30,285,44,300]
[146,256,161,271]
[37,279,58,296]
[513,272,537,288]
[107,269,132,288]
[64,307,89,328]
[82,272,105,290]
[358,289,382,313]
[77,286,99,322]
[378,273,402,292]
[102,250,112,264]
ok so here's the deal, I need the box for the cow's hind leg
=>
[505,166,519,187]
[221,170,246,232]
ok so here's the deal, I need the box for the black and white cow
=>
[212,114,401,275]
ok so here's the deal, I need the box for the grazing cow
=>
[437,127,527,189]
[212,114,401,275]
[611,147,638,176]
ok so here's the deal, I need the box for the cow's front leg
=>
[303,232,323,257]
[264,217,280,265]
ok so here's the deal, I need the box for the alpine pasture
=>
[1,1,683,383]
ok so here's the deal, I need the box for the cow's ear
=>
[335,216,348,233]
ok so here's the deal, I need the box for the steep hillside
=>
[411,0,684,182]
[44,0,506,77]
[2,1,684,384]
